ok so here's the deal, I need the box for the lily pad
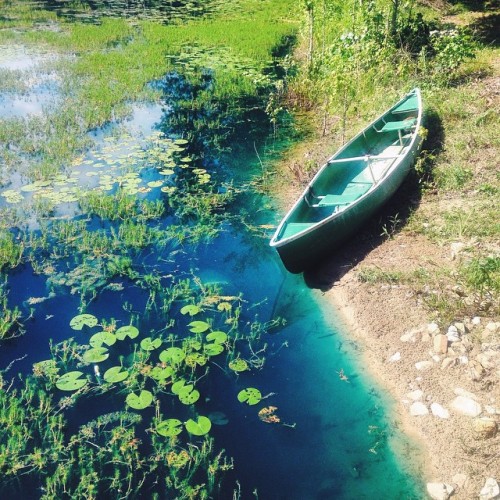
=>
[157,419,183,437]
[126,390,153,410]
[206,331,227,344]
[185,416,211,436]
[115,325,139,340]
[70,314,98,330]
[208,411,229,425]
[159,347,185,364]
[103,366,129,383]
[180,304,201,316]
[228,358,249,372]
[171,379,192,395]
[188,320,210,333]
[203,343,224,356]
[83,347,109,363]
[185,353,207,367]
[56,371,88,391]
[149,366,173,381]
[90,331,116,347]
[140,337,162,351]
[237,387,262,406]
[179,388,200,405]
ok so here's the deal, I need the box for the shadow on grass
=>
[302,110,445,291]
[471,13,500,46]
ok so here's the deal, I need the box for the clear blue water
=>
[0,21,424,500]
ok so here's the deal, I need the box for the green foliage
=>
[461,256,500,294]
[237,387,262,405]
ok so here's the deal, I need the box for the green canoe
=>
[270,88,423,274]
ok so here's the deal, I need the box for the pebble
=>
[430,402,450,419]
[441,357,456,370]
[450,396,482,417]
[446,325,461,342]
[472,417,498,439]
[426,482,455,500]
[472,316,481,325]
[433,334,448,354]
[428,322,440,335]
[452,473,468,489]
[477,350,499,370]
[454,387,479,400]
[479,478,500,500]
[388,351,401,362]
[410,401,429,416]
[406,389,423,401]
[415,360,434,371]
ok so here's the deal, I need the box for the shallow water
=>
[0,15,424,500]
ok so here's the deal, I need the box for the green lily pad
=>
[179,388,200,405]
[228,358,249,372]
[147,180,163,188]
[56,371,88,391]
[140,337,162,351]
[171,379,192,395]
[185,353,207,367]
[126,390,153,410]
[149,366,173,381]
[159,347,185,364]
[103,366,129,383]
[90,331,116,347]
[188,320,210,333]
[159,169,174,175]
[70,314,98,330]
[83,347,109,363]
[180,304,201,316]
[204,343,224,356]
[206,331,227,344]
[115,325,139,340]
[157,419,183,437]
[185,416,211,436]
[174,138,188,145]
[237,387,262,406]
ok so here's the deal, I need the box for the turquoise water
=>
[0,12,424,500]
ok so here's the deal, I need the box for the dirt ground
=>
[271,128,499,499]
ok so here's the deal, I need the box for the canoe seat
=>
[374,117,416,145]
[313,182,372,207]
[392,95,418,114]
[281,222,316,239]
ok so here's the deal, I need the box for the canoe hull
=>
[270,89,423,274]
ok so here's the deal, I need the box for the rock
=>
[410,402,429,416]
[472,417,498,439]
[426,482,455,500]
[433,334,448,354]
[431,402,450,419]
[458,355,469,364]
[472,316,481,325]
[446,325,461,343]
[441,357,457,370]
[469,360,486,381]
[450,241,465,260]
[428,322,440,335]
[477,350,499,370]
[452,473,468,489]
[454,387,479,400]
[388,352,401,362]
[415,360,434,371]
[454,322,467,335]
[400,326,423,342]
[450,396,482,417]
[485,321,499,333]
[406,389,423,401]
[479,478,500,500]
[485,405,500,415]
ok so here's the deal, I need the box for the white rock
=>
[450,396,482,417]
[415,360,434,371]
[388,352,401,362]
[410,402,429,416]
[485,405,500,415]
[446,325,461,342]
[433,333,448,354]
[452,473,468,489]
[485,322,499,332]
[454,322,467,335]
[426,482,455,500]
[400,326,423,342]
[472,316,481,325]
[406,389,423,401]
[479,478,500,500]
[477,350,499,370]
[431,402,450,419]
[428,322,440,335]
[441,357,456,370]
[458,355,469,364]
[454,387,479,400]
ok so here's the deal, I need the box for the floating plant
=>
[89,331,117,347]
[156,418,183,437]
[237,387,262,406]
[159,347,186,364]
[70,313,98,330]
[228,358,249,372]
[103,366,129,383]
[185,416,212,436]
[115,325,139,340]
[140,336,162,351]
[203,342,225,356]
[126,389,154,410]
[82,346,110,363]
[180,304,201,316]
[55,370,88,391]
[188,320,210,333]
[206,330,227,344]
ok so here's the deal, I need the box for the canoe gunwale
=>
[270,88,423,252]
